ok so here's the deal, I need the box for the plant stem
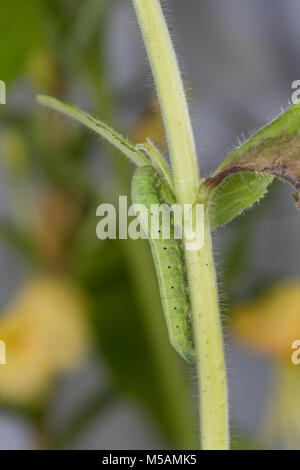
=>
[132,0,229,449]
[132,0,198,204]
[185,212,229,449]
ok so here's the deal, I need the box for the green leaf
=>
[206,103,300,229]
[208,172,273,230]
[37,95,150,167]
[0,0,45,84]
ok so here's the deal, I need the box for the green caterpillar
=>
[131,166,194,362]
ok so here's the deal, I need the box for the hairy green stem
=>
[132,0,198,204]
[132,0,229,449]
[185,211,229,449]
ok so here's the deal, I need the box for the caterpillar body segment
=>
[131,166,194,362]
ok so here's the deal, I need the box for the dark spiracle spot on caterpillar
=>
[131,165,194,363]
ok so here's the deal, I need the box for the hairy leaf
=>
[206,103,300,229]
[208,172,273,230]
[37,95,150,167]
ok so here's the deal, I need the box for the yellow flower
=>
[232,280,300,361]
[0,277,90,406]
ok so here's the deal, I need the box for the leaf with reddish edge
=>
[206,103,300,230]
[206,103,300,206]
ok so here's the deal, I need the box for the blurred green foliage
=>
[1,0,290,451]
[0,0,46,84]
[0,0,197,449]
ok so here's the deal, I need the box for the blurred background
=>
[0,0,300,450]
